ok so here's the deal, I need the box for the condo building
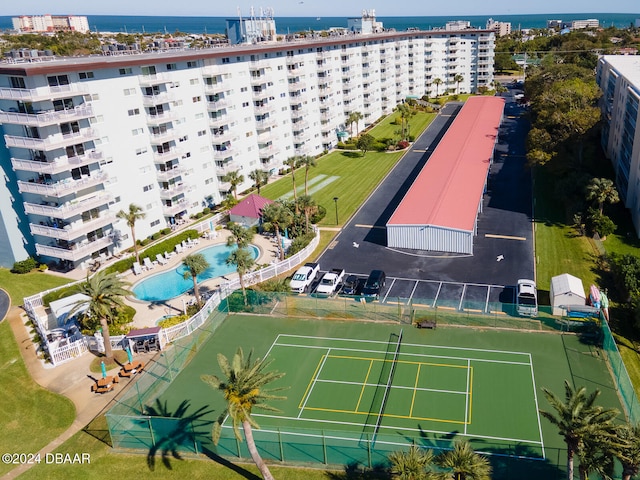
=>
[0,29,495,269]
[597,55,640,238]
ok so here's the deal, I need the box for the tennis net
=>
[372,328,403,440]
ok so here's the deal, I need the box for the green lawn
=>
[0,267,71,306]
[363,110,436,141]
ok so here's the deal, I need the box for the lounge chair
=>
[132,262,143,275]
[175,244,183,254]
[182,240,190,249]
[156,254,168,265]
[164,251,174,260]
[143,257,155,270]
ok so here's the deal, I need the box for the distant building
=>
[347,9,384,34]
[635,18,640,28]
[562,19,599,30]
[12,15,89,34]
[226,7,276,45]
[596,55,640,238]
[445,21,471,31]
[547,20,562,29]
[486,18,511,37]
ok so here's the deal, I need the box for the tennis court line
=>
[530,353,546,459]
[297,349,331,418]
[355,360,375,412]
[315,378,467,396]
[464,359,471,435]
[302,406,468,425]
[329,353,471,370]
[409,363,421,417]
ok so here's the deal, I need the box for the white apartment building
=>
[597,55,640,238]
[486,18,511,37]
[12,15,90,34]
[0,29,495,269]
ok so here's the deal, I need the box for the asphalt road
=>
[316,89,533,307]
[0,288,10,322]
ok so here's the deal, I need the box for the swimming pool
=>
[132,244,260,302]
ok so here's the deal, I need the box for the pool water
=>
[132,244,259,302]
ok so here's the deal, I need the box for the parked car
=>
[341,275,364,296]
[362,270,386,299]
[315,268,345,296]
[290,262,320,293]
[516,279,538,316]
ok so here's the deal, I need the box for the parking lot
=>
[316,88,532,313]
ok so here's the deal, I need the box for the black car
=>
[362,270,386,299]
[341,275,364,296]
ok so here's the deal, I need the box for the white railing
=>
[23,224,319,367]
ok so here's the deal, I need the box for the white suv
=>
[516,279,538,317]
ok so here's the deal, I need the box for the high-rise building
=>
[12,15,90,34]
[596,55,640,238]
[486,18,512,37]
[0,29,495,269]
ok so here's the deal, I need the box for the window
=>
[189,78,199,85]
[10,77,25,89]
[192,96,201,103]
[128,108,140,116]
[47,75,69,87]
[187,61,198,68]
[119,68,133,75]
[141,66,157,76]
[222,58,230,64]
[198,130,206,136]
[53,98,74,111]
[205,177,214,185]
[179,135,188,142]
[242,102,249,107]
[136,147,148,155]
[166,63,177,70]
[123,88,136,96]
[132,128,144,136]
[150,219,160,227]
[79,71,94,80]
[143,184,154,192]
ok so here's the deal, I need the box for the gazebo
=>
[229,194,273,227]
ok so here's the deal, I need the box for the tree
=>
[116,203,146,265]
[396,103,414,141]
[201,348,285,480]
[577,434,615,480]
[433,78,443,97]
[586,177,620,215]
[356,133,375,156]
[69,271,132,360]
[298,155,317,195]
[296,194,317,234]
[454,74,464,94]
[222,170,244,200]
[540,380,619,480]
[226,222,255,249]
[436,441,491,480]
[248,169,269,195]
[284,156,300,209]
[615,423,640,480]
[182,253,210,308]
[261,201,294,261]
[388,444,435,480]
[494,52,519,73]
[346,111,364,137]
[226,247,256,304]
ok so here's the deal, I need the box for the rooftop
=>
[601,55,640,87]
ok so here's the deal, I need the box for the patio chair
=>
[164,251,174,260]
[175,244,183,254]
[143,257,155,270]
[182,240,190,249]
[132,262,143,275]
[156,254,168,265]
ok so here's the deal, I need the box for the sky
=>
[1,1,638,17]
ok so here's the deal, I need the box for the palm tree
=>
[284,156,300,208]
[388,444,435,480]
[226,247,255,304]
[298,155,317,195]
[433,78,443,97]
[436,441,492,480]
[201,348,286,480]
[577,434,615,480]
[182,253,210,308]
[540,380,619,480]
[350,111,364,136]
[222,170,245,200]
[261,201,294,261]
[116,203,146,265]
[296,195,317,234]
[68,270,132,360]
[227,222,255,249]
[586,177,620,215]
[249,169,269,195]
[454,74,464,94]
[615,423,640,480]
[396,103,411,140]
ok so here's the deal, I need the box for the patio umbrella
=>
[125,347,133,364]
[100,360,107,378]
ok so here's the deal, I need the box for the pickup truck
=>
[289,262,320,293]
[315,268,345,296]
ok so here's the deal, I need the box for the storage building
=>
[550,273,586,316]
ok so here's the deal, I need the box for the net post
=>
[367,432,372,468]
[278,427,284,462]
[322,429,327,464]
[236,433,242,458]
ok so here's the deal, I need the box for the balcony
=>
[253,103,275,115]
[156,165,185,181]
[11,150,103,175]
[207,97,231,110]
[30,213,116,241]
[152,147,183,163]
[250,76,269,88]
[146,110,180,125]
[255,117,277,129]
[159,183,188,199]
[162,199,188,216]
[215,161,239,175]
[4,128,99,151]
[0,104,94,127]
[23,192,113,219]
[142,91,175,106]
[292,119,309,130]
[212,146,235,159]
[149,128,181,145]
[138,72,174,86]
[258,144,280,156]
[18,171,108,198]
[35,236,113,262]
[0,84,89,102]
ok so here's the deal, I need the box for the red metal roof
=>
[229,194,273,219]
[387,96,505,231]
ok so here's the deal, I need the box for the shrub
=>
[11,257,38,274]
[157,314,189,328]
[397,140,410,150]
[287,232,315,256]
[161,227,172,235]
[310,205,327,224]
[202,207,211,215]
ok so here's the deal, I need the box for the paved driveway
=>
[317,92,533,310]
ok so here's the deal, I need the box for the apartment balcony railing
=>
[138,72,174,86]
[162,200,188,216]
[156,165,185,181]
[212,147,235,159]
[258,145,281,156]
[23,192,113,219]
[18,171,108,198]
[0,84,89,101]
[292,119,309,130]
[152,147,184,163]
[0,104,93,127]
[35,236,113,262]
[146,110,180,125]
[215,162,240,175]
[149,128,182,145]
[142,91,175,106]
[288,80,307,91]
[255,117,277,129]
[207,97,231,110]
[30,213,116,241]
[11,150,103,175]
[4,128,99,151]
[159,183,188,199]
[253,103,275,115]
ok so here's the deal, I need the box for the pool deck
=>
[122,229,280,328]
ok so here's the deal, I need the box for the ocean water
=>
[0,13,638,35]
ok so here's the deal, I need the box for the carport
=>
[386,96,505,254]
